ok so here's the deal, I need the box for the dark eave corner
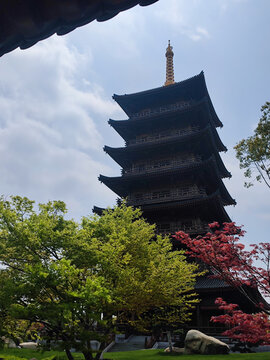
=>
[92,206,105,216]
[0,0,159,57]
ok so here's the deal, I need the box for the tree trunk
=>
[94,351,101,360]
[95,341,106,360]
[166,330,173,352]
[65,348,75,360]
[83,351,94,360]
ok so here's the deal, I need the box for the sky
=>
[0,0,269,245]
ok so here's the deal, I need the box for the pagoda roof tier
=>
[126,179,235,208]
[104,125,226,165]
[104,127,229,176]
[94,191,231,226]
[123,123,226,153]
[109,97,222,141]
[141,190,232,224]
[98,155,233,198]
[206,176,236,206]
[93,206,105,216]
[113,71,222,127]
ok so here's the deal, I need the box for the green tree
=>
[234,101,270,189]
[82,205,202,352]
[0,197,200,359]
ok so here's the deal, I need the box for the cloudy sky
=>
[0,0,269,245]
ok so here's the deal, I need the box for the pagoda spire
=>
[164,40,175,86]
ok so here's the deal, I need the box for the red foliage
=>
[174,223,270,345]
[174,222,270,309]
[211,298,270,345]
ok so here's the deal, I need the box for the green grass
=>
[103,350,270,360]
[0,348,83,360]
[0,348,269,360]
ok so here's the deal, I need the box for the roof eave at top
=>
[113,71,223,128]
[112,72,204,115]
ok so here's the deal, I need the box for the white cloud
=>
[196,27,210,38]
[153,0,210,42]
[218,0,249,13]
[0,36,118,219]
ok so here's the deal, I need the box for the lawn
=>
[103,349,270,360]
[0,348,82,360]
[0,349,269,360]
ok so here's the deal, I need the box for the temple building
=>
[93,42,261,333]
[95,41,235,237]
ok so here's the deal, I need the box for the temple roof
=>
[94,190,231,224]
[104,126,230,176]
[109,97,223,141]
[98,155,234,202]
[136,190,232,223]
[113,71,222,127]
[121,124,226,153]
[195,276,230,290]
[92,206,105,216]
[0,0,158,57]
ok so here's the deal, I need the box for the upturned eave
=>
[103,126,230,176]
[98,156,232,198]
[113,71,222,128]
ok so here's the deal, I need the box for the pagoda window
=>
[127,184,207,206]
[137,134,148,143]
[156,223,170,234]
[178,186,190,196]
[124,154,202,175]
[152,189,171,199]
[152,159,171,169]
[133,163,145,172]
[181,220,193,232]
[128,125,200,146]
[132,101,191,119]
[135,193,143,201]
[155,218,207,235]
[176,184,201,197]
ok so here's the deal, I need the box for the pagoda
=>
[93,42,266,333]
[94,41,236,237]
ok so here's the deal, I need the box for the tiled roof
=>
[195,276,230,289]
[0,0,158,57]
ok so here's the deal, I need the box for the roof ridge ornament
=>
[164,40,175,86]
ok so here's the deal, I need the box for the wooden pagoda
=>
[93,42,264,333]
[94,42,236,237]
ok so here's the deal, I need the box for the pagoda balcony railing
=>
[127,126,199,146]
[123,156,202,176]
[127,188,207,206]
[131,100,192,120]
[156,221,209,235]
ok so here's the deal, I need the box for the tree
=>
[174,222,270,346]
[0,197,201,359]
[211,298,270,347]
[234,101,270,189]
[174,222,270,312]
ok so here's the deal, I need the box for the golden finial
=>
[164,40,175,86]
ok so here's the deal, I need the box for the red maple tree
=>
[211,298,270,345]
[174,223,270,345]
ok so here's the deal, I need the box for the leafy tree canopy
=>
[234,101,270,189]
[0,197,201,360]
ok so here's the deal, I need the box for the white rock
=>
[164,346,184,353]
[19,342,38,349]
[185,329,229,355]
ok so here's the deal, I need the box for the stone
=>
[184,329,229,355]
[164,346,184,353]
[1,337,17,348]
[19,342,38,349]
